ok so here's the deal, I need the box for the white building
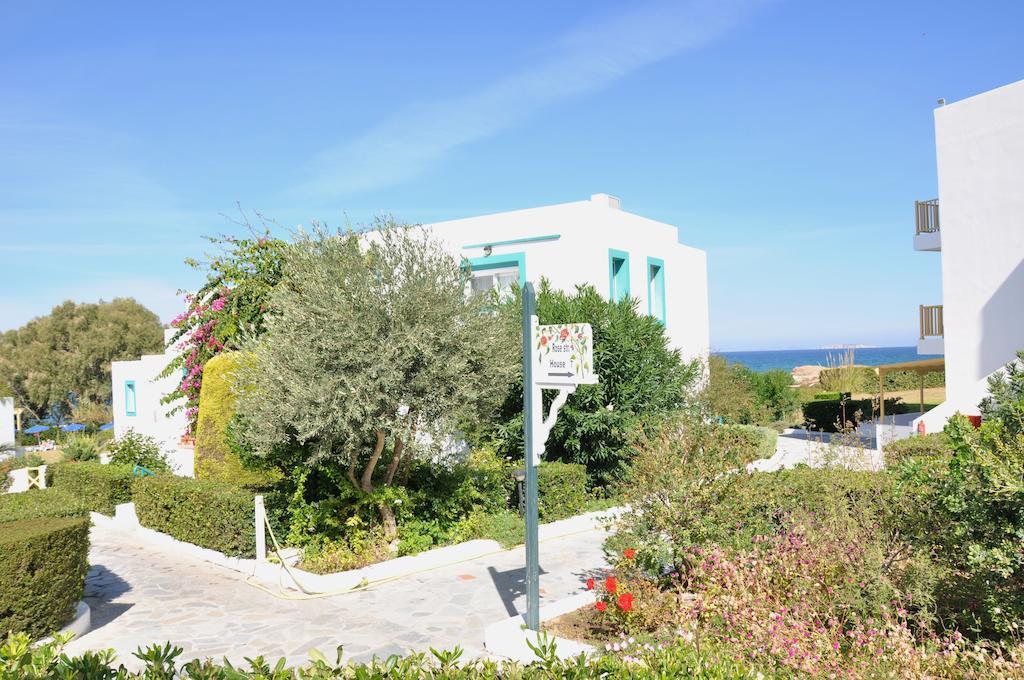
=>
[427,193,710,362]
[111,328,191,472]
[913,78,1024,432]
[0,397,14,447]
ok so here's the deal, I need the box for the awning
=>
[876,357,945,418]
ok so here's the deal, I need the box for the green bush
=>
[713,424,777,461]
[131,474,256,557]
[0,516,89,639]
[478,282,701,486]
[60,435,99,462]
[50,462,133,515]
[0,488,90,523]
[452,509,524,548]
[537,461,588,521]
[802,397,901,432]
[194,352,270,485]
[883,433,953,466]
[703,357,799,427]
[107,429,170,473]
[813,391,841,401]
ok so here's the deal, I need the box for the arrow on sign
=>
[548,371,575,378]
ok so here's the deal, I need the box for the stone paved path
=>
[64,520,609,670]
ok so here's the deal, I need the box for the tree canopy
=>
[234,222,518,539]
[0,299,163,420]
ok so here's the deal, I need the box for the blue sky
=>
[2,1,1021,350]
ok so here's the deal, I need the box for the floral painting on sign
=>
[535,323,594,383]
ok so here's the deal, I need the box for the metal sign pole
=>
[522,282,541,631]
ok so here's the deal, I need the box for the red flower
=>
[605,576,617,593]
[559,328,570,340]
[586,578,595,590]
[617,593,634,613]
[624,548,636,560]
[595,601,607,613]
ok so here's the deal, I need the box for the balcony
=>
[918,304,944,355]
[913,198,941,251]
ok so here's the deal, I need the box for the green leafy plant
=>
[0,488,90,523]
[50,462,134,515]
[107,429,171,472]
[537,461,588,521]
[60,434,100,462]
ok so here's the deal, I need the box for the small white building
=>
[427,193,710,363]
[111,328,191,470]
[0,397,14,447]
[911,78,1024,433]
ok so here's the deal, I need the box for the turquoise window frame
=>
[608,249,630,302]
[647,256,666,323]
[464,251,527,287]
[124,380,137,417]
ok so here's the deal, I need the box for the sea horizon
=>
[714,346,942,373]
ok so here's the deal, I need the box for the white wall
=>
[934,79,1024,408]
[111,328,188,452]
[0,397,13,447]
[426,193,710,364]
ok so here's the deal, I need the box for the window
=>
[647,257,666,323]
[124,381,137,416]
[608,249,630,302]
[465,252,525,298]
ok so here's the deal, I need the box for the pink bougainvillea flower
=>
[595,601,607,612]
[586,578,595,590]
[605,576,617,594]
[617,593,634,612]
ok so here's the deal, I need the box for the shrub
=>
[0,516,89,639]
[131,475,256,557]
[452,509,524,548]
[50,462,133,515]
[813,391,841,401]
[107,429,170,473]
[713,423,777,461]
[0,488,90,523]
[194,352,270,485]
[537,461,588,521]
[60,435,99,462]
[802,396,901,432]
[479,282,700,486]
[702,357,798,427]
[883,432,953,466]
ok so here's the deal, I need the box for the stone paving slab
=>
[64,520,610,670]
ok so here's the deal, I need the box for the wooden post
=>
[879,369,885,420]
[919,372,925,414]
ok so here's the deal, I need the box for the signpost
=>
[521,282,597,631]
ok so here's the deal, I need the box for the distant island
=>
[820,344,877,349]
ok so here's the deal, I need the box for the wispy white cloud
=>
[291,0,766,201]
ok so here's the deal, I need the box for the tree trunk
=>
[379,501,398,544]
[360,430,386,493]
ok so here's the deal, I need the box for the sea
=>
[715,346,941,373]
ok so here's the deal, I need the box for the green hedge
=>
[0,488,90,523]
[131,475,256,557]
[803,397,901,432]
[0,516,89,639]
[537,461,588,521]
[883,433,953,467]
[49,462,133,515]
[813,391,841,401]
[819,366,945,393]
[713,424,777,461]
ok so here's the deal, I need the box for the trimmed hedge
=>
[714,424,778,461]
[0,488,90,523]
[0,516,89,639]
[883,432,953,467]
[131,474,257,557]
[803,397,901,432]
[49,462,133,515]
[194,352,268,484]
[537,461,588,521]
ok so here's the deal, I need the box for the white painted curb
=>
[92,504,622,595]
[484,591,596,663]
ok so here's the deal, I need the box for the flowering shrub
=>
[160,231,288,432]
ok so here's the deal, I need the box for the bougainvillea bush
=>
[160,230,288,433]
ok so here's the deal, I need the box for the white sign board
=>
[534,323,597,386]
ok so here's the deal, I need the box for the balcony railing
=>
[920,304,944,339]
[915,199,940,235]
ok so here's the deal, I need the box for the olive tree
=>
[235,222,517,540]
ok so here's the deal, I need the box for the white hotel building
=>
[111,193,711,457]
[911,78,1024,433]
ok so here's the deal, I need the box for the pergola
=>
[876,357,946,419]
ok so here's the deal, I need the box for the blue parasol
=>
[99,423,114,431]
[25,424,51,435]
[60,423,86,432]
